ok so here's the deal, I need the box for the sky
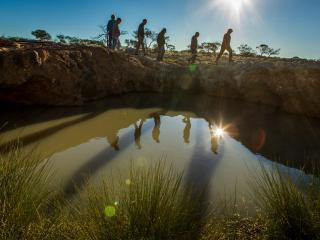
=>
[0,0,320,59]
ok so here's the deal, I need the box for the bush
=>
[31,29,52,41]
[238,44,256,57]
[256,44,280,57]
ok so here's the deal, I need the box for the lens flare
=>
[188,64,198,73]
[205,0,258,25]
[104,205,116,218]
[125,179,132,185]
[214,128,224,137]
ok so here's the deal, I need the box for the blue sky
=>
[1,0,319,59]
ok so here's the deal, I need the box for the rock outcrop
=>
[1,45,320,118]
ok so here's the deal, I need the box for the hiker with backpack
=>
[112,18,122,49]
[156,28,167,61]
[215,28,233,64]
[135,19,148,55]
[107,15,116,48]
[189,32,200,64]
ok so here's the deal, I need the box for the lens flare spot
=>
[188,64,198,73]
[104,205,116,218]
[214,128,224,137]
[125,179,132,185]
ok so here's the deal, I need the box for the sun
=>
[207,0,256,24]
[214,127,225,138]
[225,0,248,13]
[213,0,250,14]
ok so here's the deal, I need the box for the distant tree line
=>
[237,43,281,57]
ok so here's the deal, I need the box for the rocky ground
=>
[1,42,320,118]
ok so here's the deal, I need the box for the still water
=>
[1,93,320,200]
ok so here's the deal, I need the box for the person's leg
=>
[141,38,145,55]
[157,46,161,61]
[191,51,197,64]
[158,45,164,61]
[160,46,165,61]
[116,38,121,50]
[215,46,225,63]
[108,32,113,48]
[135,38,141,55]
[111,37,117,49]
[227,46,233,62]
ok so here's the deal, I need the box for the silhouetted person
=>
[106,133,120,151]
[157,28,167,61]
[152,115,161,143]
[189,32,200,64]
[216,28,233,64]
[183,117,192,144]
[134,120,144,149]
[135,19,147,55]
[209,124,218,154]
[112,18,122,49]
[107,15,116,48]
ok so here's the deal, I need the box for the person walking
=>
[215,28,233,64]
[112,18,122,49]
[183,117,192,144]
[156,28,166,61]
[189,32,200,64]
[107,15,116,48]
[135,19,147,55]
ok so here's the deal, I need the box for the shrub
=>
[31,29,52,41]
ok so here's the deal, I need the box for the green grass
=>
[0,143,64,239]
[1,143,320,239]
[251,165,320,240]
[69,161,207,240]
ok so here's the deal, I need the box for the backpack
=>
[107,20,114,32]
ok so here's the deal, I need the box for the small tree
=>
[65,36,80,44]
[31,29,52,41]
[125,39,138,48]
[256,44,269,56]
[266,47,281,57]
[256,44,280,57]
[167,44,176,52]
[56,34,66,43]
[238,44,256,57]
[199,42,221,56]
[144,28,157,49]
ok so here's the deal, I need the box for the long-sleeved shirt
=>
[113,23,121,37]
[157,32,166,46]
[190,35,198,52]
[222,33,231,47]
[138,23,145,38]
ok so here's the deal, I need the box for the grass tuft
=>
[70,161,205,240]
[251,165,320,240]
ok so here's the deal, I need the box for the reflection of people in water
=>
[152,115,161,143]
[183,117,191,144]
[209,123,218,154]
[106,132,120,151]
[134,119,144,149]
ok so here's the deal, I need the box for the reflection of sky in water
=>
[45,115,314,201]
[0,93,319,201]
